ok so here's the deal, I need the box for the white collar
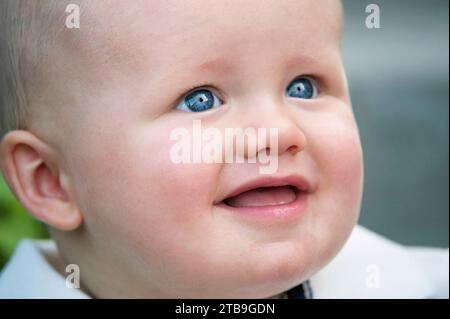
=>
[309,225,440,298]
[0,239,90,298]
[0,225,446,298]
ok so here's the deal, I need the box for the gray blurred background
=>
[342,0,449,247]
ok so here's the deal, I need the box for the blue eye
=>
[176,88,222,112]
[286,77,317,99]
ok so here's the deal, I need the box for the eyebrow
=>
[191,54,322,75]
[194,57,237,74]
[158,52,328,94]
[283,55,324,70]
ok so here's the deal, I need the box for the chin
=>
[229,242,314,298]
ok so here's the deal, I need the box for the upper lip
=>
[215,174,312,205]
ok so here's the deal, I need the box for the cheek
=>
[117,130,221,230]
[69,122,234,290]
[310,112,364,238]
[69,120,221,244]
[126,136,220,233]
[296,110,364,273]
[320,127,363,198]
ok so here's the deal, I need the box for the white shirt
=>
[0,225,448,299]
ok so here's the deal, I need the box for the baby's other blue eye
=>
[286,77,317,99]
[176,88,222,112]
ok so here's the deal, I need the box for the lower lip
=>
[216,190,309,223]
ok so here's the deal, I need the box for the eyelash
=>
[174,75,324,110]
[287,75,319,97]
[174,84,219,102]
[295,75,327,95]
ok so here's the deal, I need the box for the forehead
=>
[66,0,342,74]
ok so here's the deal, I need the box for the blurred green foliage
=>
[0,175,49,270]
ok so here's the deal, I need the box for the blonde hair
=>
[0,0,62,138]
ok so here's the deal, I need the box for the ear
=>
[0,130,82,231]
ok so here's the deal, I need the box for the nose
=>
[234,97,307,160]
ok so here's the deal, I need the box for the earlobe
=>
[0,130,83,231]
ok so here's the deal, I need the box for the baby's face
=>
[50,0,363,298]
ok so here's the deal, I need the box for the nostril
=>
[287,145,301,154]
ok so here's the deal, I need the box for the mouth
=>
[215,176,311,221]
[224,185,300,208]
